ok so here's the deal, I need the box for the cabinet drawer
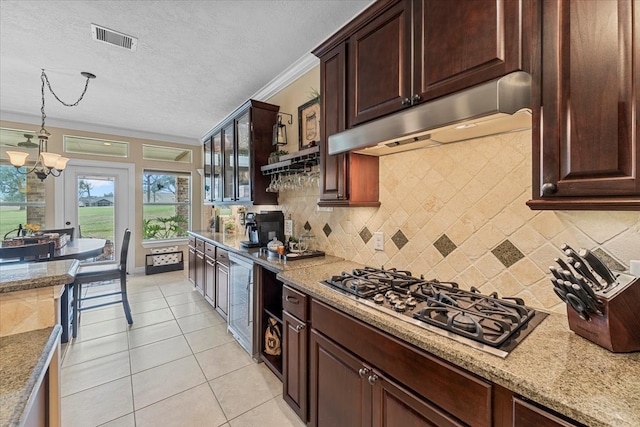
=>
[195,239,205,252]
[513,397,582,427]
[216,248,229,265]
[188,236,196,248]
[204,242,216,259]
[283,285,308,321]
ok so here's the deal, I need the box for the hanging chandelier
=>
[6,69,96,180]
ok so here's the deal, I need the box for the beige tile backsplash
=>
[277,130,640,313]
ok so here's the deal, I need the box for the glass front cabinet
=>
[203,99,279,205]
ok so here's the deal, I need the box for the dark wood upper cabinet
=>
[347,0,530,127]
[317,40,381,207]
[415,0,529,101]
[348,0,412,126]
[203,99,278,205]
[528,0,640,210]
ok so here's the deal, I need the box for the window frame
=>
[141,169,192,243]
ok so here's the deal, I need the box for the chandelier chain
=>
[41,69,92,108]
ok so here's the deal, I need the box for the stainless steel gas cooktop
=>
[322,266,548,358]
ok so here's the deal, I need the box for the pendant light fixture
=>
[272,112,293,146]
[6,69,96,180]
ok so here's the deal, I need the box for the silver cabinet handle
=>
[285,295,299,304]
[411,94,421,104]
[541,182,558,195]
[367,374,378,385]
[358,367,370,378]
[295,323,306,331]
[401,97,411,106]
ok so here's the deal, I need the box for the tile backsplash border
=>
[276,130,640,314]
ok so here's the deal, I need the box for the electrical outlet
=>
[631,260,640,276]
[373,231,384,251]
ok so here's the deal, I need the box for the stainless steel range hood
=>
[328,71,532,156]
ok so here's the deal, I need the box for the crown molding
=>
[0,111,200,146]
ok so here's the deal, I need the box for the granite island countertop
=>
[0,326,61,427]
[0,259,79,294]
[277,260,640,427]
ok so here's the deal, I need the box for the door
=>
[235,110,252,202]
[56,160,134,263]
[348,0,412,126]
[533,0,639,202]
[309,329,370,427]
[283,310,308,421]
[415,0,526,102]
[227,254,254,356]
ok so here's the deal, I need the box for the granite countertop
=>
[0,259,79,294]
[188,230,343,272]
[188,231,640,426]
[0,326,61,427]
[277,261,640,427]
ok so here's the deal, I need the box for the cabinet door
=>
[318,43,381,208]
[188,247,196,284]
[203,138,212,203]
[348,0,412,126]
[513,397,581,427]
[195,250,205,295]
[212,132,222,202]
[415,0,527,102]
[235,110,252,202]
[283,311,308,421]
[216,262,229,321]
[371,370,464,427]
[222,123,235,201]
[309,329,371,427]
[320,43,346,202]
[204,256,216,307]
[529,0,640,209]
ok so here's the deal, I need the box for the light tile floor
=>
[61,270,304,427]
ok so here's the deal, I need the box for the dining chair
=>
[0,241,55,263]
[72,229,132,337]
[38,227,75,241]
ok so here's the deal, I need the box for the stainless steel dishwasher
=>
[227,253,258,358]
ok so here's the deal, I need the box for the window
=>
[0,165,46,239]
[142,144,192,163]
[142,170,191,240]
[64,135,129,157]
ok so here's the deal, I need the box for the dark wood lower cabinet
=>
[309,328,464,427]
[280,288,584,427]
[309,329,369,427]
[215,259,228,321]
[282,310,307,419]
[512,397,583,427]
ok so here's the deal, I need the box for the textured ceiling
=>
[0,0,372,145]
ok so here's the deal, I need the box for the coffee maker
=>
[240,211,284,248]
[241,213,260,248]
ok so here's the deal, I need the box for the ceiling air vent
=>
[91,24,138,51]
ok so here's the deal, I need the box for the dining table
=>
[52,238,107,261]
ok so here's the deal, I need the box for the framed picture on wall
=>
[298,98,320,150]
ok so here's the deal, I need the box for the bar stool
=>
[72,229,132,337]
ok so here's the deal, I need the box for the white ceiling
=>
[0,0,373,146]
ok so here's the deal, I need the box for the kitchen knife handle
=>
[549,266,564,280]
[573,261,602,289]
[579,249,617,285]
[569,283,600,315]
[554,257,572,272]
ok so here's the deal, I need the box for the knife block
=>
[566,274,640,352]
